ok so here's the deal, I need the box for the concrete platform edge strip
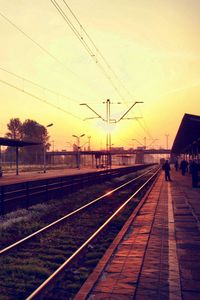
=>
[168,184,182,300]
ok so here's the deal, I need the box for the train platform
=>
[75,169,200,300]
[0,167,99,186]
[0,164,143,186]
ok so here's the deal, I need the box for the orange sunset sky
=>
[0,0,200,150]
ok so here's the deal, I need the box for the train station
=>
[1,1,200,299]
[0,113,200,299]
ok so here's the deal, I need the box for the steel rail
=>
[0,167,156,255]
[26,168,160,300]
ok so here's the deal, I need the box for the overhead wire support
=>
[80,100,143,126]
[80,103,105,121]
[80,100,143,167]
[116,101,143,123]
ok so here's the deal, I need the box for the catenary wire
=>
[50,0,130,103]
[0,65,85,105]
[0,10,101,98]
[52,1,154,138]
[62,0,134,104]
[0,4,153,138]
[0,78,82,120]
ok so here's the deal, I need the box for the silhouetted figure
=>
[190,160,199,188]
[180,160,188,176]
[174,160,179,171]
[163,160,171,181]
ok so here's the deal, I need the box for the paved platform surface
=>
[75,169,200,300]
[0,167,99,186]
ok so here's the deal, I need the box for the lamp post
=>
[51,140,55,165]
[165,134,169,150]
[0,145,2,177]
[72,134,85,169]
[43,123,53,173]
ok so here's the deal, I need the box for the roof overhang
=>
[171,113,200,154]
[0,137,41,147]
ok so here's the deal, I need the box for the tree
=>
[21,119,50,164]
[5,118,23,163]
[5,118,50,164]
[5,118,22,139]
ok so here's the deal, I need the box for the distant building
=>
[111,147,124,152]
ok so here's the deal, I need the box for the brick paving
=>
[75,169,200,300]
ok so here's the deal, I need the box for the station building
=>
[171,113,200,160]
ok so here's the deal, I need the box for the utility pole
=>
[72,134,85,169]
[80,100,143,168]
[43,123,53,173]
[165,134,169,150]
[0,145,2,177]
[105,99,111,167]
[144,137,147,149]
[51,140,55,165]
[87,136,91,151]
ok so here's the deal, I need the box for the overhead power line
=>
[136,118,153,139]
[0,12,69,72]
[63,0,136,104]
[51,1,154,139]
[0,65,83,104]
[60,1,156,139]
[0,78,82,120]
[62,0,134,103]
[0,10,100,97]
[50,0,132,103]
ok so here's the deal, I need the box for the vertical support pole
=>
[26,182,29,209]
[78,148,80,169]
[106,99,112,168]
[144,137,147,149]
[0,186,5,215]
[46,179,49,201]
[43,144,46,173]
[16,146,19,175]
[0,145,2,176]
[77,137,80,169]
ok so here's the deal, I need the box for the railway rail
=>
[0,166,160,299]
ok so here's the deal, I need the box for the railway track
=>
[0,166,160,299]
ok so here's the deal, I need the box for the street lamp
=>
[72,134,85,169]
[43,123,53,173]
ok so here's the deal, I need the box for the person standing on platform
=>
[163,160,171,181]
[174,159,179,171]
[190,160,199,188]
[180,159,188,175]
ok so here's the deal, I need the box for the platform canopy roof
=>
[171,114,200,154]
[0,137,41,147]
